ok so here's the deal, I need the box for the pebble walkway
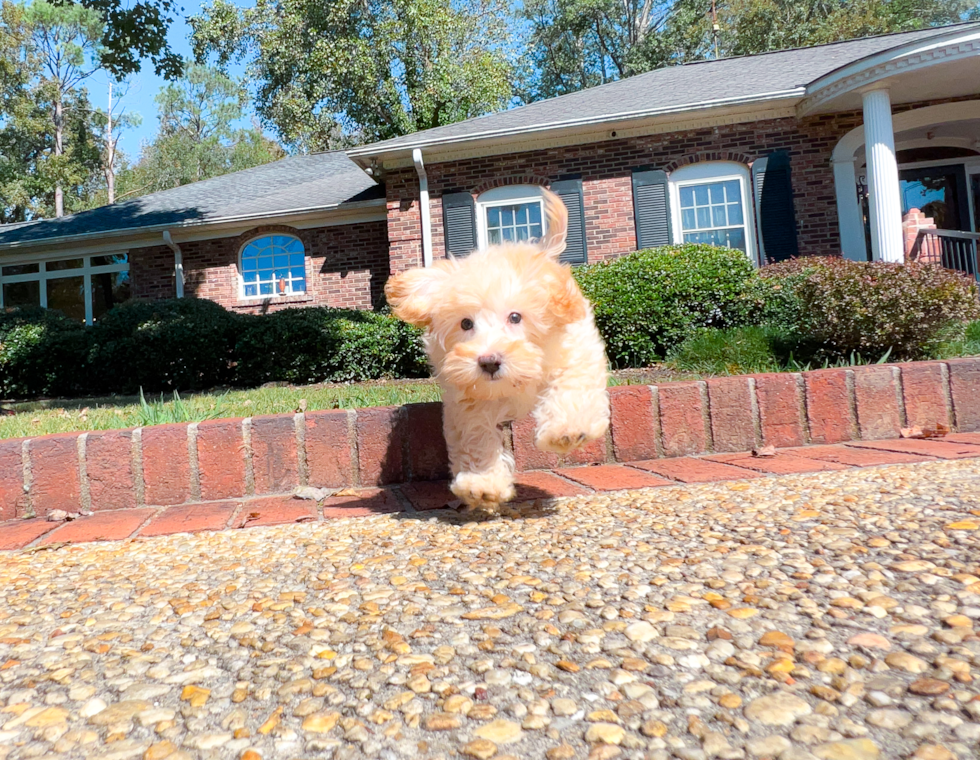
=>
[1,459,980,760]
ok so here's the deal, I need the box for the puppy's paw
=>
[451,471,516,511]
[536,429,591,454]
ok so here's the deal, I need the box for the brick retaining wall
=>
[2,358,979,522]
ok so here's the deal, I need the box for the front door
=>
[899,164,971,231]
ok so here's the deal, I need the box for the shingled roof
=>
[0,151,383,249]
[349,23,980,161]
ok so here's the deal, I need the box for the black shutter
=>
[441,192,476,258]
[755,151,799,264]
[631,169,672,250]
[550,178,588,265]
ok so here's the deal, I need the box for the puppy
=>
[385,188,610,511]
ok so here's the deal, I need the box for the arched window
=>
[668,162,757,261]
[476,185,546,249]
[239,234,306,298]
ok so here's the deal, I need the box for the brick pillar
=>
[386,175,424,275]
[902,208,939,263]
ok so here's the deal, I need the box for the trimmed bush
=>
[760,258,980,360]
[0,308,91,398]
[233,308,428,387]
[575,244,758,367]
[87,298,240,394]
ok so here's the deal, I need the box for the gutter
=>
[162,230,184,298]
[0,197,387,254]
[412,149,433,267]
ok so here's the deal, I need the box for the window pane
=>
[722,180,740,200]
[516,226,529,241]
[709,184,726,204]
[693,186,709,205]
[501,207,514,226]
[47,258,83,271]
[47,276,85,322]
[242,256,257,272]
[711,205,728,227]
[502,228,514,241]
[2,263,39,276]
[488,229,501,244]
[243,271,257,283]
[91,253,128,267]
[516,206,527,225]
[289,253,304,266]
[291,267,305,281]
[728,202,744,225]
[244,284,257,297]
[726,228,746,251]
[530,223,543,239]
[91,271,132,321]
[529,204,542,225]
[696,206,711,228]
[258,256,272,270]
[681,208,696,231]
[3,280,40,309]
[259,282,273,295]
[487,207,500,227]
[680,187,695,207]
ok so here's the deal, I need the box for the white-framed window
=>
[239,234,306,298]
[668,162,758,262]
[476,185,546,249]
[0,253,130,325]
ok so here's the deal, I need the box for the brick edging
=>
[2,359,979,521]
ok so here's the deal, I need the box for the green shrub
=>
[575,244,757,367]
[0,308,91,398]
[87,298,239,394]
[233,307,428,387]
[666,326,788,375]
[760,258,980,360]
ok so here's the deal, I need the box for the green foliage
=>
[666,326,785,375]
[759,258,980,360]
[0,307,90,397]
[191,0,515,150]
[136,389,222,426]
[575,244,758,367]
[233,308,428,387]
[938,319,980,359]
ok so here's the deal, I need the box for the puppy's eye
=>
[460,318,474,331]
[508,312,522,324]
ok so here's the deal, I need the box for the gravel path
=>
[1,459,980,760]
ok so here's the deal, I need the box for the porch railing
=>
[910,229,980,279]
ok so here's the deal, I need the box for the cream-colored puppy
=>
[385,188,610,511]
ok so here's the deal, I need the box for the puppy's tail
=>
[541,188,568,260]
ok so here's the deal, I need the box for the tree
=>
[113,64,284,200]
[190,0,515,151]
[90,78,139,203]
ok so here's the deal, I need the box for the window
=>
[0,254,130,325]
[476,186,546,249]
[668,162,757,261]
[239,234,306,298]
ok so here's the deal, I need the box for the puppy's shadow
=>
[394,482,560,524]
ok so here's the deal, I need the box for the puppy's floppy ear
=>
[384,260,454,327]
[544,262,588,326]
[540,188,568,260]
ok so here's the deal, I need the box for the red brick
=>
[754,373,805,448]
[0,518,57,551]
[251,415,298,494]
[140,501,239,537]
[847,438,980,459]
[943,432,980,445]
[804,369,854,444]
[853,365,903,440]
[405,403,450,481]
[782,444,933,466]
[513,471,590,501]
[511,415,606,471]
[142,424,191,506]
[946,358,980,432]
[706,377,757,452]
[608,385,658,461]
[704,452,848,475]
[305,410,353,488]
[28,434,81,517]
[399,481,456,511]
[85,430,136,511]
[555,464,671,491]
[901,362,951,431]
[322,488,403,517]
[238,496,318,527]
[42,508,155,545]
[197,418,247,501]
[356,407,405,486]
[658,381,709,457]
[630,457,763,483]
[0,439,24,521]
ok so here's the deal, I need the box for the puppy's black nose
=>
[478,353,502,376]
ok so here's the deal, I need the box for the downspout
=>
[163,230,184,298]
[412,149,433,267]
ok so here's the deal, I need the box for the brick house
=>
[2,23,980,324]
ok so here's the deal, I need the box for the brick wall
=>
[387,97,980,270]
[130,219,390,312]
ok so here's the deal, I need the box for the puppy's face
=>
[385,190,587,400]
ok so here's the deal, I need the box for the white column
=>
[862,87,904,262]
[832,157,868,261]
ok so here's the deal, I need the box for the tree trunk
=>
[106,82,115,204]
[54,93,64,217]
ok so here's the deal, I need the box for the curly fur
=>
[385,189,610,511]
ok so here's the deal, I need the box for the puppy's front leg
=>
[443,393,515,511]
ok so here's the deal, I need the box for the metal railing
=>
[909,228,980,279]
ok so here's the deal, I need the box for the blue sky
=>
[89,1,252,159]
